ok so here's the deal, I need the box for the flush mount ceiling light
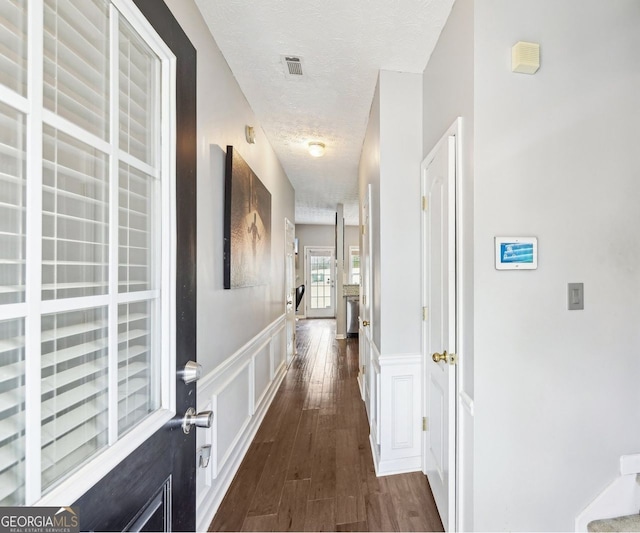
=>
[308,142,325,157]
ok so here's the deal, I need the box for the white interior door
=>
[359,185,373,418]
[305,247,335,318]
[285,218,296,363]
[423,132,457,531]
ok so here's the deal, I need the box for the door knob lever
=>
[432,350,458,365]
[432,350,448,363]
[182,408,213,434]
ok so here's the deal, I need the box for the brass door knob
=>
[432,350,448,363]
[362,320,370,327]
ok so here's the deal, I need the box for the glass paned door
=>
[0,0,171,508]
[306,248,335,318]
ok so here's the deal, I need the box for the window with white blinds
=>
[0,0,174,505]
[0,1,28,97]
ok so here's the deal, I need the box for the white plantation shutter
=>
[0,1,28,97]
[0,97,26,505]
[0,318,25,506]
[0,102,26,305]
[0,0,172,504]
[119,17,157,166]
[42,125,110,300]
[116,13,160,439]
[118,163,157,293]
[40,307,109,491]
[118,300,158,435]
[43,0,110,139]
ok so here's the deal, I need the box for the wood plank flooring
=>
[209,319,443,532]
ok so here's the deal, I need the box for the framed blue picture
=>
[494,237,537,270]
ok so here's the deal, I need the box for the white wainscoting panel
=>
[196,316,288,532]
[359,324,371,407]
[392,375,414,449]
[369,340,380,446]
[254,341,271,409]
[369,350,422,476]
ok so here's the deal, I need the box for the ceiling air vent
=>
[281,55,304,77]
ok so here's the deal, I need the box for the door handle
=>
[432,351,458,365]
[182,408,213,434]
[432,350,448,363]
[362,320,370,327]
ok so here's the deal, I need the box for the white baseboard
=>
[369,433,421,476]
[196,316,288,532]
[621,454,640,476]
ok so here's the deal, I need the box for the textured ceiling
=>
[195,0,455,225]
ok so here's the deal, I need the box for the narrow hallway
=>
[209,319,443,532]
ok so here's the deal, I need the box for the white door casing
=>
[305,246,335,318]
[285,218,296,363]
[423,123,458,531]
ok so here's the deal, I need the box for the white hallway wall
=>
[422,0,474,529]
[165,1,295,529]
[358,71,424,474]
[474,1,640,531]
[359,71,423,356]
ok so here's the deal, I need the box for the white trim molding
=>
[195,316,288,532]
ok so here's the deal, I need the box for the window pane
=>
[0,318,25,505]
[42,125,109,300]
[0,102,26,305]
[41,307,108,491]
[119,164,157,293]
[0,0,28,96]
[44,0,110,139]
[119,15,159,166]
[118,300,159,436]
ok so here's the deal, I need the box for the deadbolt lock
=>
[181,360,202,384]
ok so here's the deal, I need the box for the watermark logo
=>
[0,507,79,533]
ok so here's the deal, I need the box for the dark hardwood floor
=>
[209,318,444,532]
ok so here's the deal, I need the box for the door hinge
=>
[361,224,366,235]
[422,196,428,211]
[361,365,365,375]
[422,417,428,431]
[422,306,428,321]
